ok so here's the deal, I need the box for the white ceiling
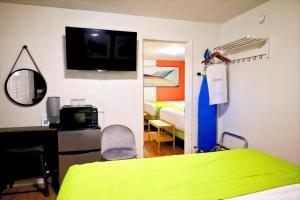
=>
[0,0,268,23]
[144,40,186,60]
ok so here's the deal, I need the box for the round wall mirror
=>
[5,69,47,106]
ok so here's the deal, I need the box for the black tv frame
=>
[65,26,137,71]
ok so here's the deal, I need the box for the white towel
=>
[206,63,228,105]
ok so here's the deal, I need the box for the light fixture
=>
[159,45,185,56]
[91,33,99,37]
[97,70,106,72]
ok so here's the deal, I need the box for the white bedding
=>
[160,107,185,131]
[144,101,157,116]
[228,183,300,200]
[144,101,184,117]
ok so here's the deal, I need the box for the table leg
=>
[148,122,151,141]
[158,128,160,153]
[173,126,175,149]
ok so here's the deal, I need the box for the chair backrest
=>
[212,132,248,151]
[101,124,136,154]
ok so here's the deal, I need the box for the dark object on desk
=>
[0,126,58,195]
[47,96,60,127]
[101,124,137,161]
[60,105,98,130]
[1,145,49,196]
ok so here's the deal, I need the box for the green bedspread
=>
[58,149,300,200]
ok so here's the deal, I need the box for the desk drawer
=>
[58,129,101,152]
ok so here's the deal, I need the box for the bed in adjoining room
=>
[144,100,185,141]
[144,101,184,120]
[57,149,300,200]
[160,105,185,140]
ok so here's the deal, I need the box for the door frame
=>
[140,38,193,157]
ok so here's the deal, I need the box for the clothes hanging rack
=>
[197,66,208,77]
[231,53,267,64]
[201,52,231,65]
[197,36,270,76]
[213,36,270,64]
[213,36,268,52]
[198,51,231,76]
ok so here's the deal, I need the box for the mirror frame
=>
[4,68,47,107]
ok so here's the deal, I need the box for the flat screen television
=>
[65,26,137,71]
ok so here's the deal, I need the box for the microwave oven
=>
[60,105,98,130]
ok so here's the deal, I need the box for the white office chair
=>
[101,124,137,161]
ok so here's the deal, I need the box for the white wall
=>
[0,2,220,157]
[143,59,156,101]
[219,0,300,164]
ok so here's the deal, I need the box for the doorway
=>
[143,39,189,158]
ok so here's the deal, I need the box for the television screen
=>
[65,27,137,71]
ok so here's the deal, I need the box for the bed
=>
[144,101,184,120]
[57,149,300,200]
[160,106,185,140]
[228,183,300,199]
[144,101,185,140]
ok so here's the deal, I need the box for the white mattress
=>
[160,107,185,131]
[144,101,157,116]
[167,101,184,107]
[228,183,300,200]
[144,101,184,117]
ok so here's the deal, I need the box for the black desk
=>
[0,126,59,193]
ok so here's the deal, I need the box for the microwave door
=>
[74,112,86,127]
[60,106,97,130]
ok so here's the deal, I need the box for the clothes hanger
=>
[201,51,231,65]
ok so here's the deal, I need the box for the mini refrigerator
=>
[58,128,101,184]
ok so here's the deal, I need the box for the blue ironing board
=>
[197,76,217,152]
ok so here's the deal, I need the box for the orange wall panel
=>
[156,60,185,101]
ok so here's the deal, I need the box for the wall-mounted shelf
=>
[213,36,268,52]
[212,36,270,64]
[197,36,270,75]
